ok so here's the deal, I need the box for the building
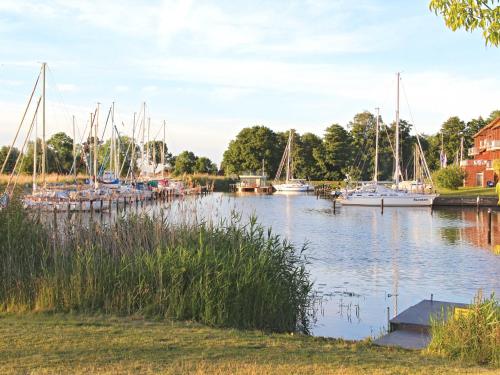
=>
[461,117,500,187]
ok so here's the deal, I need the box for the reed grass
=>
[0,173,87,187]
[428,292,500,366]
[0,198,314,333]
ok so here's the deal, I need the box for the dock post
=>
[387,306,391,333]
[381,199,384,215]
[333,199,336,215]
[90,200,94,216]
[488,208,492,244]
[431,293,433,303]
[100,199,103,220]
[477,196,480,215]
[123,196,127,211]
[67,202,71,217]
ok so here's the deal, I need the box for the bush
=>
[428,292,500,366]
[0,199,315,333]
[432,166,466,190]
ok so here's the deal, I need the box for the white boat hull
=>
[340,194,436,207]
[273,183,314,192]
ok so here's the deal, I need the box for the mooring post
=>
[67,201,71,217]
[387,306,391,333]
[333,199,336,215]
[488,208,492,244]
[123,196,127,211]
[431,293,433,303]
[477,196,480,215]
[381,199,384,215]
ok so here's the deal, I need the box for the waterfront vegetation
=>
[436,186,496,197]
[428,293,500,366]
[0,199,314,333]
[1,313,498,375]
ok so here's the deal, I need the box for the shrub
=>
[428,292,500,366]
[432,166,466,190]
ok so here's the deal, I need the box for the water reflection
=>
[41,193,500,339]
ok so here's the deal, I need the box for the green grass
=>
[0,199,313,333]
[436,186,497,197]
[428,293,500,366]
[0,313,497,375]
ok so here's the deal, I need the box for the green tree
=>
[487,109,500,122]
[348,111,377,180]
[174,151,197,175]
[0,146,20,174]
[441,116,466,165]
[421,134,442,172]
[316,124,352,180]
[222,126,281,176]
[47,132,74,174]
[293,132,324,180]
[194,157,218,174]
[429,0,500,46]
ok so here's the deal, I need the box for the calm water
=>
[55,192,500,339]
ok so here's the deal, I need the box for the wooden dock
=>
[433,196,498,207]
[373,299,468,350]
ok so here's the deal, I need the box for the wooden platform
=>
[373,299,468,350]
[433,196,498,207]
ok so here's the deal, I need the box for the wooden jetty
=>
[433,196,498,207]
[374,299,468,350]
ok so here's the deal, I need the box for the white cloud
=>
[56,83,78,93]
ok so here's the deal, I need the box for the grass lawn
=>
[0,313,497,374]
[437,186,497,197]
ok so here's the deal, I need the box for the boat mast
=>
[286,130,292,182]
[33,108,38,192]
[131,112,136,182]
[41,62,47,189]
[94,103,99,189]
[72,115,76,182]
[147,117,151,177]
[374,107,380,182]
[395,72,400,190]
[110,102,115,176]
[162,120,166,178]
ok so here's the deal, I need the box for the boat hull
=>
[273,183,314,192]
[340,194,436,207]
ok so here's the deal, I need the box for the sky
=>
[1,0,499,165]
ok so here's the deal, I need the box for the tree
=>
[47,132,74,174]
[0,146,20,174]
[432,165,466,189]
[194,157,217,174]
[173,151,197,175]
[293,132,324,180]
[221,126,282,176]
[441,116,466,165]
[348,111,378,180]
[487,109,500,122]
[429,0,500,46]
[316,124,352,180]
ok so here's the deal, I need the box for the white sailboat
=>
[340,73,437,207]
[273,129,314,192]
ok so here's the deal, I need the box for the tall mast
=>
[72,115,76,182]
[41,62,47,188]
[147,117,151,176]
[110,102,115,175]
[33,107,38,192]
[142,102,146,173]
[395,72,400,189]
[286,130,292,182]
[374,107,380,182]
[162,120,166,178]
[131,112,136,181]
[94,103,100,189]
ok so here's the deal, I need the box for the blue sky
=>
[1,0,499,164]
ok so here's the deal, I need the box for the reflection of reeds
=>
[428,291,500,366]
[0,197,315,333]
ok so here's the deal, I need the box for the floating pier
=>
[374,299,468,350]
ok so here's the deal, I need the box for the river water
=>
[55,192,500,339]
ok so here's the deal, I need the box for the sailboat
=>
[273,129,314,192]
[340,73,437,207]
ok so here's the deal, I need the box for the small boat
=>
[273,130,314,192]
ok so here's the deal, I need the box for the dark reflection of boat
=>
[434,208,500,253]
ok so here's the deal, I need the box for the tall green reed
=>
[428,291,500,366]
[0,198,315,333]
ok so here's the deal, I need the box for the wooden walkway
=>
[373,299,468,350]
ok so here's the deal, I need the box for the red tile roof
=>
[474,117,500,138]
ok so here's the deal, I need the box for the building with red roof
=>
[461,117,500,187]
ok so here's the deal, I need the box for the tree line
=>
[221,110,500,181]
[0,133,218,177]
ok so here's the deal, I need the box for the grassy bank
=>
[436,187,496,197]
[0,173,87,187]
[0,199,313,333]
[0,313,497,375]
